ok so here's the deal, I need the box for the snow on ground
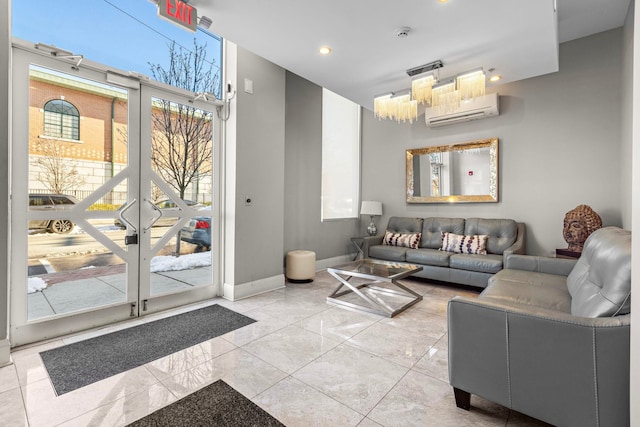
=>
[28,277,47,293]
[150,251,212,272]
[28,252,211,294]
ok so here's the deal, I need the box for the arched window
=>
[43,99,80,140]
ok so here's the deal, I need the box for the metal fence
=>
[27,189,212,207]
[28,189,128,207]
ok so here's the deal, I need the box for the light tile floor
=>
[2,270,553,427]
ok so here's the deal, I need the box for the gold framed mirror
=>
[406,137,498,203]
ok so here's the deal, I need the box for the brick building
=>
[27,68,212,205]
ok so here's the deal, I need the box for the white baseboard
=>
[0,338,12,367]
[223,274,285,301]
[315,254,354,271]
[222,255,354,302]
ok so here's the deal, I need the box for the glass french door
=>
[10,42,221,346]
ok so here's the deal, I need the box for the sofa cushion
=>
[369,244,408,262]
[440,232,488,254]
[406,248,453,267]
[567,227,631,317]
[420,217,465,249]
[489,268,569,289]
[385,216,424,233]
[486,269,571,313]
[382,231,421,249]
[449,253,503,274]
[464,218,517,255]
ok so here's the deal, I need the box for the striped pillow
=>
[382,231,422,249]
[440,232,488,254]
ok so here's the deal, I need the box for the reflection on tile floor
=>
[3,270,553,427]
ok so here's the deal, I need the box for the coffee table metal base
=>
[326,273,422,317]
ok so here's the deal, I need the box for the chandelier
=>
[374,60,486,123]
[373,93,418,123]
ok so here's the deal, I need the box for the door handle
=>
[144,198,162,231]
[117,198,137,233]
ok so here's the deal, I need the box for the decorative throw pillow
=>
[440,232,488,254]
[382,231,422,249]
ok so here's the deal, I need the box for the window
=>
[321,88,361,220]
[13,1,223,99]
[29,195,51,207]
[43,99,80,140]
[50,195,76,206]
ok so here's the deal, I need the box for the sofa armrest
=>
[448,296,630,427]
[449,295,629,327]
[505,254,577,276]
[501,222,526,262]
[362,235,383,258]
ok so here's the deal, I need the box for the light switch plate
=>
[244,78,254,94]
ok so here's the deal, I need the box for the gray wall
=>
[284,72,359,259]
[0,1,9,362]
[281,28,626,260]
[629,2,640,424]
[232,47,286,284]
[621,3,634,229]
[361,28,624,256]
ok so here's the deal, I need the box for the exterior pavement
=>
[28,265,212,319]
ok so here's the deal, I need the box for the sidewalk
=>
[28,264,212,319]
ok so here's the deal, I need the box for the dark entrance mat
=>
[40,304,256,395]
[127,380,284,427]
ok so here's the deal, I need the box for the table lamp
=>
[360,201,383,236]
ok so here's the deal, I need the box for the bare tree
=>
[148,40,219,254]
[148,39,218,200]
[31,139,86,194]
[149,100,213,200]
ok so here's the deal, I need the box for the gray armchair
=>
[447,227,631,427]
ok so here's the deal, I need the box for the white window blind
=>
[321,88,361,221]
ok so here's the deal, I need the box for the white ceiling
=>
[193,0,631,110]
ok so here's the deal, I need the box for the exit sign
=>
[157,0,197,33]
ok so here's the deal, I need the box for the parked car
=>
[114,199,205,228]
[28,194,78,234]
[180,216,211,250]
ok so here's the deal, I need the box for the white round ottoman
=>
[286,250,316,282]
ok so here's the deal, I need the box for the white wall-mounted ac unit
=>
[425,92,499,127]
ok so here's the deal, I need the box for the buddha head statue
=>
[563,204,602,252]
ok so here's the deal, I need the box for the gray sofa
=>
[448,226,631,427]
[362,216,526,288]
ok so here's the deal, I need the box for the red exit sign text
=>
[157,0,197,32]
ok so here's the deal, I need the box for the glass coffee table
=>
[326,259,423,317]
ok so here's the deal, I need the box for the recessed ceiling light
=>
[319,46,332,55]
[489,75,502,82]
[438,0,449,3]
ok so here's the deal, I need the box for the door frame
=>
[9,40,224,347]
[137,81,223,316]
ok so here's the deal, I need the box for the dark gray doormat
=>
[127,379,284,426]
[40,304,256,396]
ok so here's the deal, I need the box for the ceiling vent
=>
[406,60,444,77]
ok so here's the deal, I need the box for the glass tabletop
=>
[328,259,422,280]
